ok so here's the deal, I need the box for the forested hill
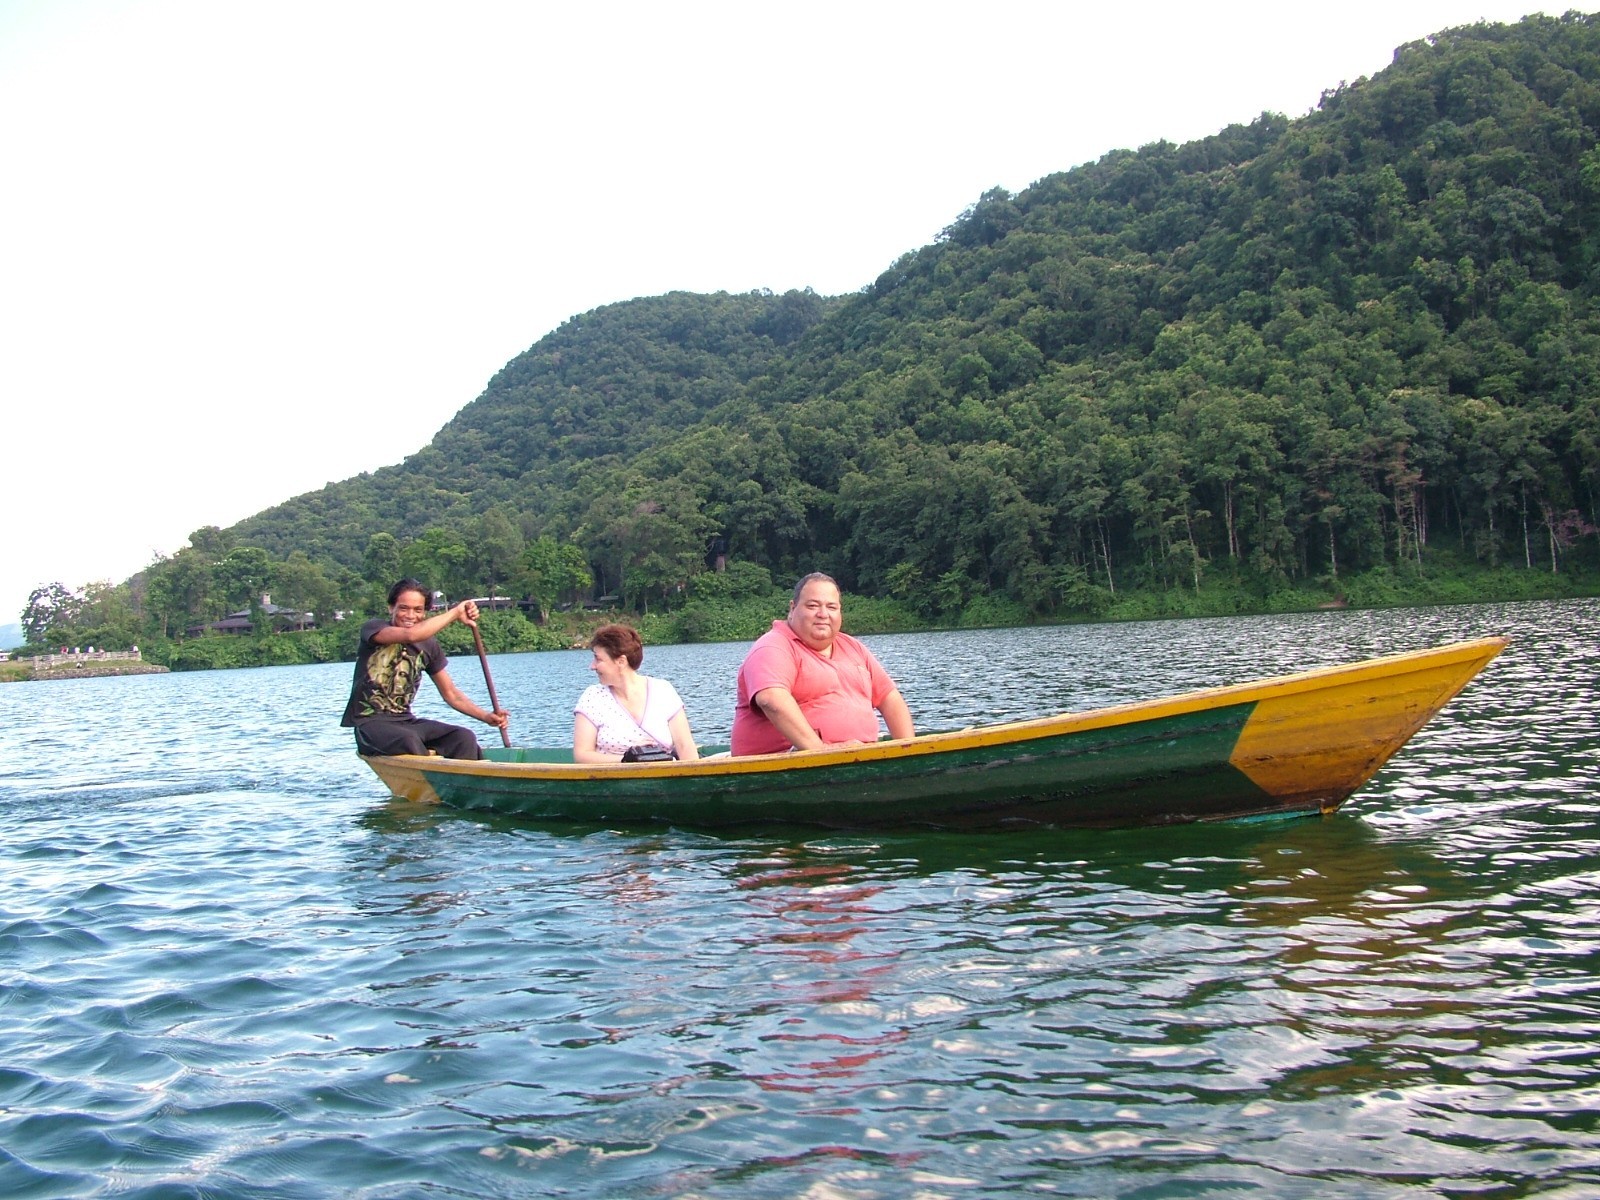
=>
[218,12,1599,623]
[230,288,835,569]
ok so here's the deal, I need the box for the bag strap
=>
[611,680,670,752]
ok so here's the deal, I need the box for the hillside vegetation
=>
[20,12,1600,664]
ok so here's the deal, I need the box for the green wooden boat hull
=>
[361,638,1506,831]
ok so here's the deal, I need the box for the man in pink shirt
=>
[731,573,916,756]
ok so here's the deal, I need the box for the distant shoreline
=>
[9,564,1597,680]
[2,661,170,683]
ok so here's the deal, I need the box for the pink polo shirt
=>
[731,620,898,756]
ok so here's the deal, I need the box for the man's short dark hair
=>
[791,572,840,607]
[388,577,430,606]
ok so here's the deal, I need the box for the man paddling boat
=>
[341,578,510,760]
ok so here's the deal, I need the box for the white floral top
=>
[574,678,685,755]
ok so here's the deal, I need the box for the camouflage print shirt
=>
[341,618,448,726]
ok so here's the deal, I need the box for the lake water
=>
[2,599,1596,1198]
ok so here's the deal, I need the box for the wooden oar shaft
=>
[471,624,511,747]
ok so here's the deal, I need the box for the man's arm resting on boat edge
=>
[878,689,915,741]
[751,686,826,752]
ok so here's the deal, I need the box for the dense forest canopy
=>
[23,12,1600,656]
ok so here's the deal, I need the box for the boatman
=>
[731,572,915,756]
[341,578,510,760]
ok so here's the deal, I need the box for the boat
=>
[361,637,1506,831]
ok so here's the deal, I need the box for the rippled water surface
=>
[2,600,1597,1198]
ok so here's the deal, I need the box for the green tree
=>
[400,526,472,602]
[188,525,233,558]
[516,536,592,623]
[72,581,140,648]
[472,509,524,601]
[363,533,402,589]
[142,557,181,639]
[212,547,273,613]
[21,582,80,646]
[271,552,339,627]
[157,548,216,632]
[581,479,715,613]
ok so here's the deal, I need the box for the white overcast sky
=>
[0,0,1557,630]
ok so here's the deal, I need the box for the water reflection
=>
[732,859,910,1099]
[1223,817,1460,920]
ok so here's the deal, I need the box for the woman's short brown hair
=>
[591,623,644,669]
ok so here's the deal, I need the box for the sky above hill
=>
[0,0,1557,633]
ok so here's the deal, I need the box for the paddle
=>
[470,623,512,747]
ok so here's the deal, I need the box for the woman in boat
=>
[573,624,700,763]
